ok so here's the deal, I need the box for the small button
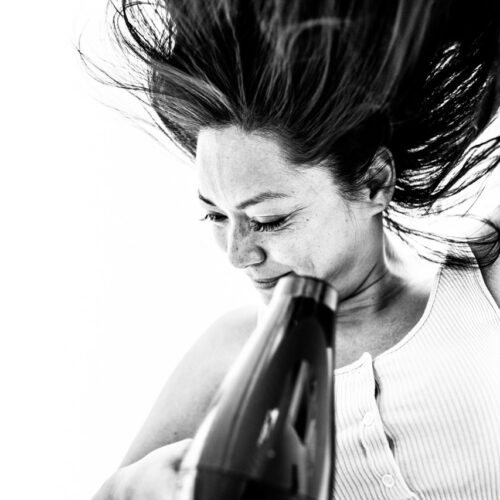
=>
[362,411,375,426]
[381,474,395,488]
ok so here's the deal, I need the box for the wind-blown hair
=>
[94,0,500,266]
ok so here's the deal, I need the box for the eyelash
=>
[200,213,287,232]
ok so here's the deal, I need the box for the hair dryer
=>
[177,274,337,500]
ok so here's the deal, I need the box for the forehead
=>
[195,127,306,202]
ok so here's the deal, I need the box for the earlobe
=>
[367,148,395,210]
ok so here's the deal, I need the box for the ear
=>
[364,148,395,213]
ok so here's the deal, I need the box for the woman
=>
[91,0,500,498]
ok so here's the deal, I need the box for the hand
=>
[92,439,192,500]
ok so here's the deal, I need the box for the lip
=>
[251,273,291,290]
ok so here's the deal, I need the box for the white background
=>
[1,2,499,499]
[1,2,256,499]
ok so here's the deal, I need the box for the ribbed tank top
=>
[256,262,500,498]
[333,262,500,499]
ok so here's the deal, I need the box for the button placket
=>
[333,354,419,499]
[362,411,376,427]
[358,357,418,499]
[381,473,395,488]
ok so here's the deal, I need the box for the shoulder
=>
[176,304,259,388]
[172,303,258,383]
[170,304,259,407]
[120,304,259,466]
[472,205,500,308]
[198,303,260,354]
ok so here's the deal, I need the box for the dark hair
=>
[88,0,500,266]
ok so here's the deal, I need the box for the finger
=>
[167,439,193,469]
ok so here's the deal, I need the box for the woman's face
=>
[196,126,383,303]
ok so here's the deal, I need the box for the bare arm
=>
[120,304,258,467]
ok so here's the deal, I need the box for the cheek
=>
[289,217,352,275]
[212,227,227,252]
[271,235,311,268]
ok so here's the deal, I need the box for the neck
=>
[335,233,415,325]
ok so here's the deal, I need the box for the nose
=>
[225,222,265,269]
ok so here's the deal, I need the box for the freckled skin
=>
[196,126,386,305]
[195,127,438,364]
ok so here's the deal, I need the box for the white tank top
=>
[333,262,500,499]
[256,262,500,498]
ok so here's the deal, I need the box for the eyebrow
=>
[198,190,291,210]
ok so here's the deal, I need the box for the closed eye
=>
[200,213,288,232]
[249,217,288,232]
[199,213,227,223]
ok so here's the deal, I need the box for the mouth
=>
[251,273,291,290]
